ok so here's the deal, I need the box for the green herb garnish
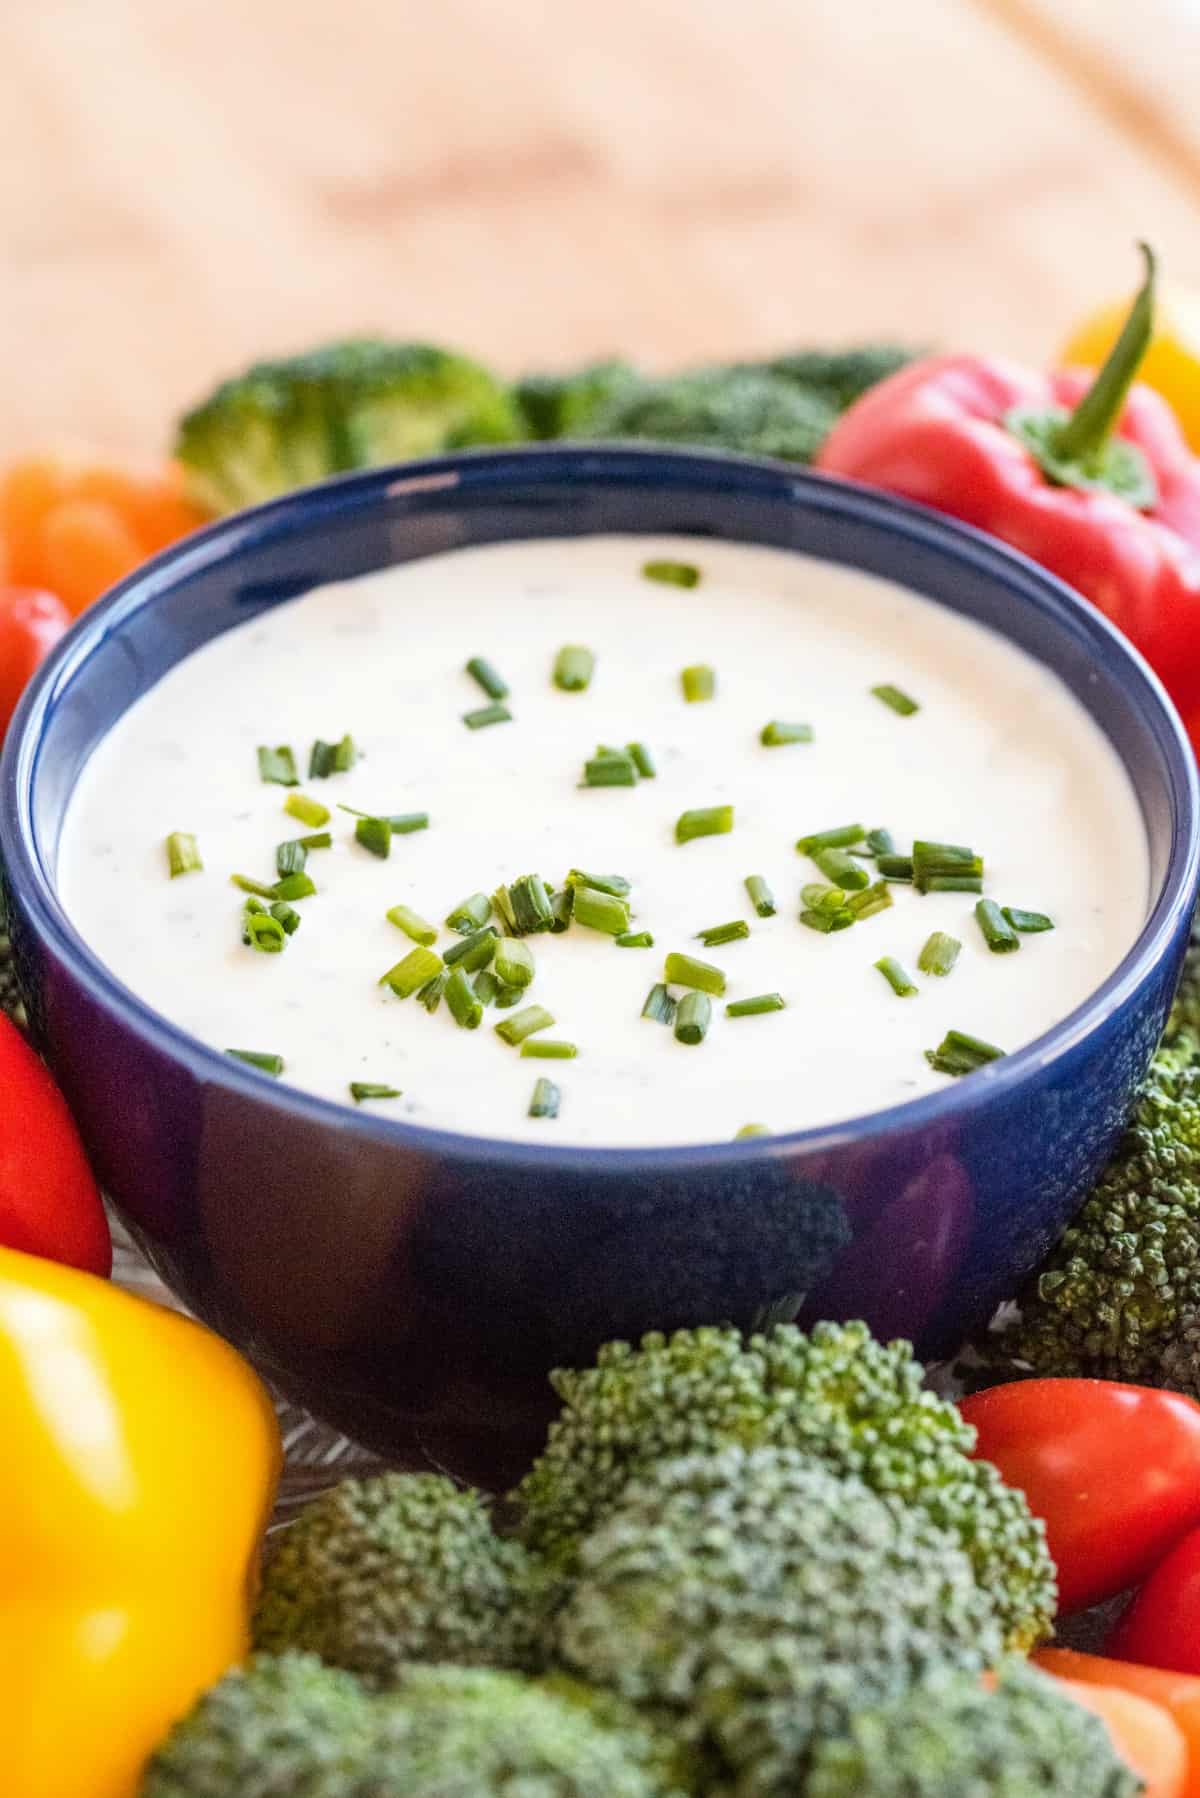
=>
[912,841,983,894]
[813,846,869,890]
[664,951,725,996]
[796,824,865,854]
[308,734,356,779]
[572,886,631,935]
[473,970,501,1006]
[918,931,961,977]
[350,1082,401,1103]
[877,854,914,882]
[494,875,554,935]
[549,890,574,933]
[681,664,715,703]
[566,870,631,897]
[354,816,392,860]
[801,882,848,916]
[225,1049,284,1076]
[466,656,509,701]
[627,742,656,778]
[520,1038,577,1060]
[257,745,299,786]
[745,874,776,918]
[676,804,734,844]
[276,840,308,878]
[615,931,654,948]
[284,792,330,828]
[272,872,316,903]
[166,832,202,878]
[800,906,854,934]
[495,938,535,988]
[418,971,448,1013]
[643,559,701,588]
[845,880,893,921]
[553,645,595,692]
[445,965,483,1029]
[494,983,525,1008]
[760,720,813,747]
[495,1004,555,1046]
[583,751,637,787]
[726,993,785,1017]
[1003,907,1055,934]
[231,873,277,899]
[674,991,711,1045]
[446,893,492,934]
[380,946,443,998]
[875,956,917,997]
[696,919,750,947]
[298,832,332,850]
[864,827,896,857]
[243,911,286,954]
[443,926,497,972]
[872,684,920,716]
[463,703,512,730]
[269,901,301,937]
[641,983,676,1025]
[926,1029,1006,1077]
[976,898,1020,954]
[528,1077,561,1119]
[735,1123,769,1139]
[387,905,438,946]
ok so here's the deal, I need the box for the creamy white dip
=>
[58,535,1149,1146]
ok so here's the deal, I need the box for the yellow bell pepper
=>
[0,1246,281,1798]
[1061,280,1200,452]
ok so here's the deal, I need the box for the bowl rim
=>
[3,443,1197,1173]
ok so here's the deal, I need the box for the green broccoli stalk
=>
[551,1447,1003,1794]
[253,1473,553,1682]
[577,368,838,463]
[511,1321,1055,1651]
[804,1663,1141,1798]
[175,340,524,514]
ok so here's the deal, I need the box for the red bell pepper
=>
[0,1012,110,1275]
[817,246,1200,736]
[1109,1527,1200,1675]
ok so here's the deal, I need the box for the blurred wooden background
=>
[3,0,1200,459]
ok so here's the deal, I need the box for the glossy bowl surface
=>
[2,447,1196,1483]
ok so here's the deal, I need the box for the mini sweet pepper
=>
[0,1246,280,1798]
[818,246,1200,744]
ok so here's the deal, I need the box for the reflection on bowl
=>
[2,448,1196,1482]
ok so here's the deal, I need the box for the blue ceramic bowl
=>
[2,447,1196,1483]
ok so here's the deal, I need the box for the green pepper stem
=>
[1053,242,1155,462]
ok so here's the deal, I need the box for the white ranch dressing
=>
[58,535,1149,1147]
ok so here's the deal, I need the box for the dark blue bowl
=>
[2,447,1196,1484]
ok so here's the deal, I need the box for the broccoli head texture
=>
[140,1652,376,1798]
[748,343,916,411]
[551,1446,1002,1793]
[175,339,524,514]
[515,360,644,439]
[577,368,837,463]
[804,1662,1141,1798]
[253,1472,551,1682]
[512,1320,1055,1650]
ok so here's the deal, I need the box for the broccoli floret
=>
[514,360,644,439]
[746,343,916,411]
[175,339,524,513]
[577,368,837,463]
[141,1653,376,1797]
[1167,914,1200,1045]
[512,1321,1055,1650]
[359,1665,673,1797]
[805,1663,1141,1798]
[254,1473,552,1682]
[551,1447,1002,1793]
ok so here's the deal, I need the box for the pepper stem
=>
[1053,241,1156,463]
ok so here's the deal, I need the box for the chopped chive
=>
[244,912,286,953]
[926,1029,1006,1077]
[813,847,870,890]
[681,664,715,703]
[445,965,483,1029]
[583,752,637,787]
[308,734,357,779]
[664,951,725,996]
[299,832,333,850]
[760,720,813,747]
[285,792,330,828]
[745,874,776,918]
[872,683,920,716]
[380,946,443,998]
[443,926,497,972]
[387,904,437,946]
[231,872,277,899]
[269,901,301,937]
[864,827,896,857]
[463,703,512,730]
[418,971,448,1013]
[494,983,525,1008]
[166,831,202,878]
[800,906,855,934]
[642,983,677,1025]
[529,1077,561,1119]
[272,872,316,903]
[846,880,893,921]
[566,869,632,897]
[676,805,734,845]
[495,1004,555,1046]
[494,874,554,935]
[549,889,574,933]
[643,558,701,588]
[553,645,595,692]
[258,745,299,786]
[355,816,392,860]
[495,938,535,988]
[674,991,712,1045]
[521,1038,578,1060]
[350,1082,401,1103]
[390,812,430,836]
[801,883,849,916]
[875,956,917,997]
[735,1123,770,1139]
[334,734,356,772]
[446,892,492,934]
[926,874,984,894]
[466,656,509,701]
[627,742,656,778]
[276,840,308,878]
[912,841,983,893]
[1003,907,1055,934]
[226,1049,284,1076]
[976,898,1020,954]
[796,824,865,855]
[696,919,750,947]
[615,931,654,948]
[877,854,914,882]
[573,886,631,935]
[918,931,961,977]
[726,993,785,1017]
[473,970,501,1006]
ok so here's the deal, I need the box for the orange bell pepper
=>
[1037,1648,1200,1798]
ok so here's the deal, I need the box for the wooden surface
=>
[3,0,1200,460]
